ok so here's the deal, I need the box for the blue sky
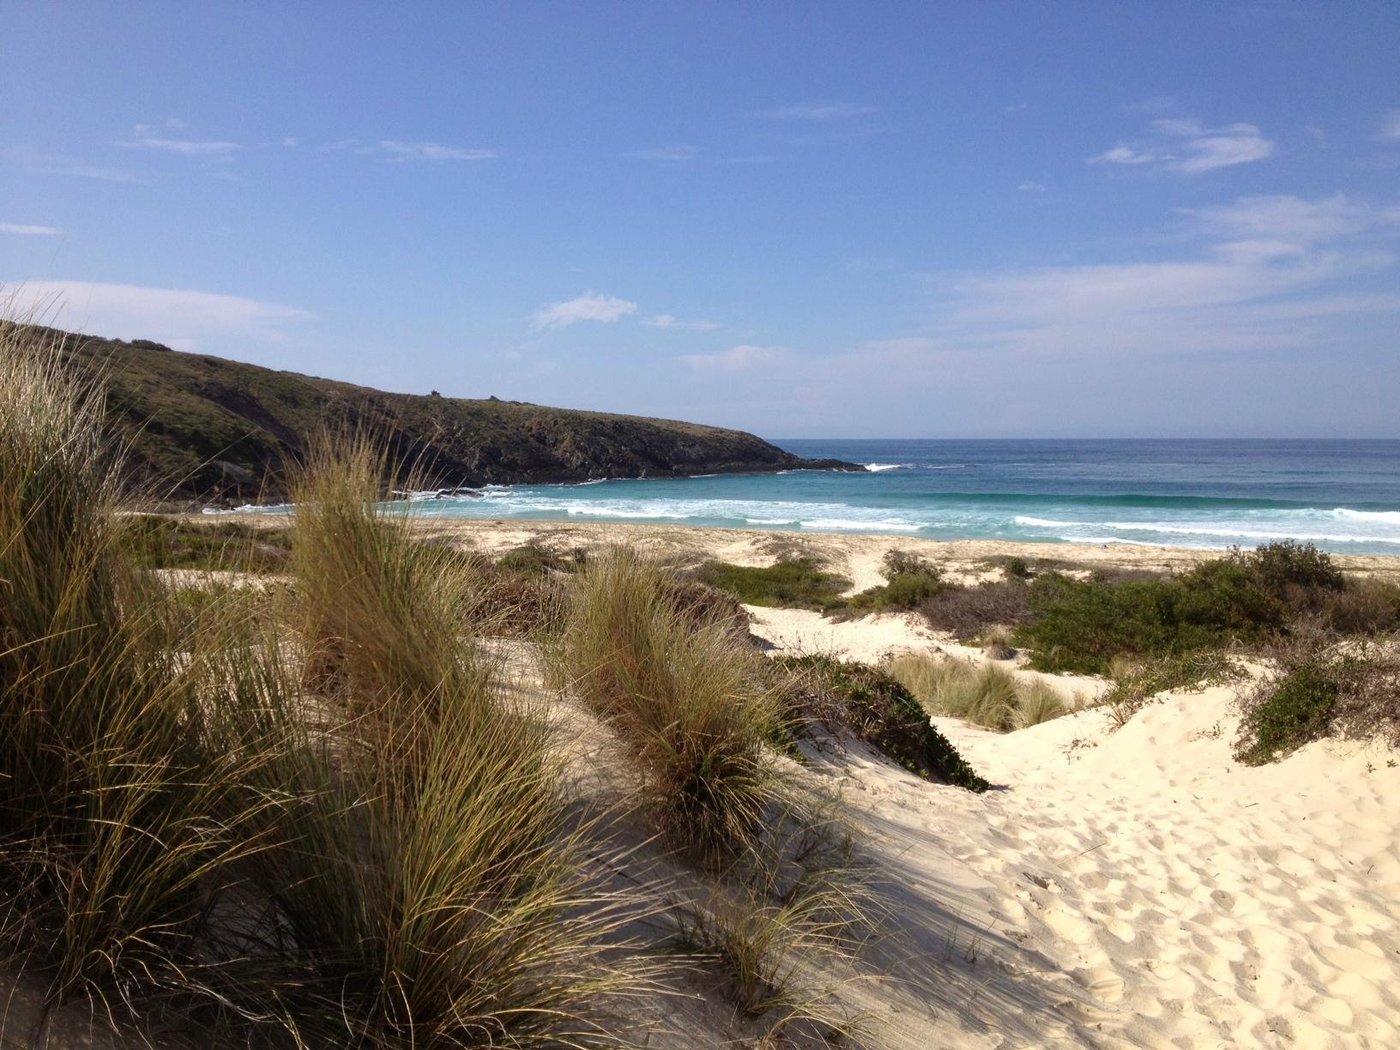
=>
[3,1,1399,438]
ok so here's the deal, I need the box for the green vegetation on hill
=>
[8,321,858,503]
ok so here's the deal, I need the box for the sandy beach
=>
[424,519,1400,1049]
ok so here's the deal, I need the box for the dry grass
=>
[551,547,787,863]
[0,325,642,1047]
[885,654,1071,732]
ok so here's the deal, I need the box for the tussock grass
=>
[886,655,1071,732]
[270,435,637,1047]
[0,325,291,1022]
[0,323,639,1048]
[553,547,786,862]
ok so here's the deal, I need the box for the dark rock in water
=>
[10,322,864,503]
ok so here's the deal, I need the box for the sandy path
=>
[820,690,1400,1049]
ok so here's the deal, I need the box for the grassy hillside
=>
[10,323,857,503]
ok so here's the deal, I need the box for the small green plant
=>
[1097,649,1243,729]
[695,555,851,611]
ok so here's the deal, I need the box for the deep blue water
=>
[238,440,1400,554]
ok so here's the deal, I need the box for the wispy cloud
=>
[4,281,314,349]
[763,103,876,121]
[2,146,140,183]
[378,140,499,162]
[624,145,701,162]
[643,314,720,331]
[1179,194,1400,245]
[924,194,1399,361]
[1092,117,1274,174]
[680,344,795,374]
[118,124,242,157]
[1,223,60,236]
[1375,110,1400,144]
[1017,181,1047,194]
[531,293,638,331]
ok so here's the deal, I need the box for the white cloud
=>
[1376,110,1400,144]
[680,344,795,374]
[1180,194,1399,244]
[531,293,638,331]
[118,124,242,157]
[378,140,499,162]
[3,146,140,183]
[1,223,60,236]
[1092,145,1157,166]
[643,314,720,331]
[1017,181,1047,194]
[624,145,700,162]
[3,281,314,349]
[1091,117,1274,174]
[1003,103,1029,113]
[763,103,876,121]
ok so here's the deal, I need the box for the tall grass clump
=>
[555,547,786,863]
[264,435,634,1047]
[0,325,287,1023]
[886,655,1070,732]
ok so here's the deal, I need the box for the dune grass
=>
[553,546,788,863]
[0,324,639,1047]
[886,654,1072,732]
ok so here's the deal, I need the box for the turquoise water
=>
[245,440,1400,555]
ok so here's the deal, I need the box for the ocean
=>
[279,439,1400,556]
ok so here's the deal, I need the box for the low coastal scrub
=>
[776,656,990,791]
[918,579,1032,641]
[846,550,951,613]
[1097,650,1244,729]
[886,655,1072,733]
[1235,642,1400,765]
[695,554,850,611]
[123,513,293,572]
[1012,542,1389,676]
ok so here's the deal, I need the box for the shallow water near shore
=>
[248,439,1400,555]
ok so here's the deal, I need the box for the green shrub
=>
[1234,656,1341,766]
[695,555,850,611]
[848,550,950,613]
[776,655,989,791]
[1240,540,1344,597]
[496,542,587,577]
